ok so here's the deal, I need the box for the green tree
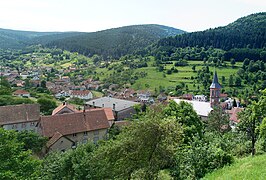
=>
[17,130,47,154]
[192,65,196,72]
[164,100,203,142]
[89,106,183,179]
[40,80,47,89]
[37,97,57,115]
[41,143,95,180]
[0,128,41,179]
[235,76,242,86]
[230,58,236,67]
[207,106,230,135]
[229,75,234,87]
[238,89,266,155]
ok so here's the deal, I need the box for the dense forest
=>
[46,24,185,58]
[153,13,266,57]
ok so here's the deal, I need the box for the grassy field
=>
[203,154,266,180]
[132,60,242,92]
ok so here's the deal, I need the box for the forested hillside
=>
[155,13,266,51]
[46,24,185,58]
[0,28,84,49]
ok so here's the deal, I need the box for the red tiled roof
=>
[40,109,112,138]
[228,107,244,123]
[0,104,40,125]
[71,90,91,96]
[52,103,78,115]
[13,89,29,95]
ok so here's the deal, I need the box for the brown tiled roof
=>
[0,104,40,125]
[52,103,78,115]
[46,131,63,148]
[40,109,112,138]
[71,90,91,96]
[220,93,228,98]
[13,89,30,95]
[228,107,244,123]
[87,108,114,121]
[114,120,131,127]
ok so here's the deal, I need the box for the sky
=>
[0,0,265,33]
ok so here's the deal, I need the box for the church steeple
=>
[210,71,221,107]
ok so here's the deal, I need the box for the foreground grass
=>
[203,154,266,180]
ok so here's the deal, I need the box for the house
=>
[137,91,154,103]
[227,107,244,129]
[38,108,114,152]
[13,89,30,98]
[61,76,70,82]
[55,91,70,99]
[157,93,168,102]
[85,97,140,121]
[0,104,40,132]
[193,95,207,102]
[70,90,93,100]
[182,94,193,100]
[52,102,79,115]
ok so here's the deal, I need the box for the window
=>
[30,122,35,126]
[12,124,17,129]
[72,133,77,137]
[93,137,99,144]
[84,131,88,135]
[94,130,99,135]
[21,123,26,128]
[72,142,77,149]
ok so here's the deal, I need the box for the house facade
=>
[70,90,93,100]
[13,89,30,98]
[0,104,40,132]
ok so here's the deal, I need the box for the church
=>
[174,71,224,120]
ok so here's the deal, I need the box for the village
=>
[0,63,244,153]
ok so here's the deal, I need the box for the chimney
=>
[113,103,115,110]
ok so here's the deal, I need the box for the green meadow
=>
[203,154,266,180]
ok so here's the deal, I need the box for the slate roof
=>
[39,109,113,138]
[210,71,222,89]
[0,104,40,125]
[174,99,213,117]
[86,97,139,112]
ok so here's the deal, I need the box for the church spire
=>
[210,71,221,89]
[210,71,221,107]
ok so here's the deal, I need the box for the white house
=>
[70,90,93,100]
